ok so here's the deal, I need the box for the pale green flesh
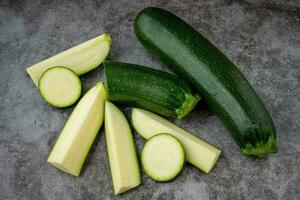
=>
[38,67,81,108]
[27,34,111,86]
[131,108,221,173]
[47,82,107,176]
[141,133,185,182]
[105,102,141,195]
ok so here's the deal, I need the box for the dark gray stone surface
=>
[0,0,299,199]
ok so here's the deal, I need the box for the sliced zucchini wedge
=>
[105,101,141,195]
[47,82,107,176]
[132,108,221,173]
[27,34,111,85]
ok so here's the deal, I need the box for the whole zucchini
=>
[104,61,200,119]
[134,7,277,157]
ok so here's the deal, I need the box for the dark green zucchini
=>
[104,61,200,119]
[134,7,277,157]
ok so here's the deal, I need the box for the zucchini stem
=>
[176,94,201,119]
[241,135,278,158]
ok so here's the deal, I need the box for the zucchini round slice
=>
[141,133,185,182]
[38,66,82,108]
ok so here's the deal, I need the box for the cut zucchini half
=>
[38,66,82,108]
[47,82,107,176]
[104,60,200,119]
[141,133,185,182]
[131,108,221,173]
[105,101,141,195]
[27,34,111,86]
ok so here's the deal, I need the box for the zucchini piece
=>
[47,82,107,176]
[27,34,111,86]
[104,61,200,119]
[131,108,221,173]
[38,66,81,108]
[134,7,277,157]
[105,101,141,195]
[141,133,185,182]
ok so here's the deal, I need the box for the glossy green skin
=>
[134,7,277,157]
[104,61,200,119]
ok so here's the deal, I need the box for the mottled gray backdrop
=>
[0,0,299,199]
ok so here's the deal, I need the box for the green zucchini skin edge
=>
[134,7,278,157]
[104,60,200,119]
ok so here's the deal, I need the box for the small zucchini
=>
[104,61,200,119]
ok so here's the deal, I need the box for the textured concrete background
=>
[0,0,299,199]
